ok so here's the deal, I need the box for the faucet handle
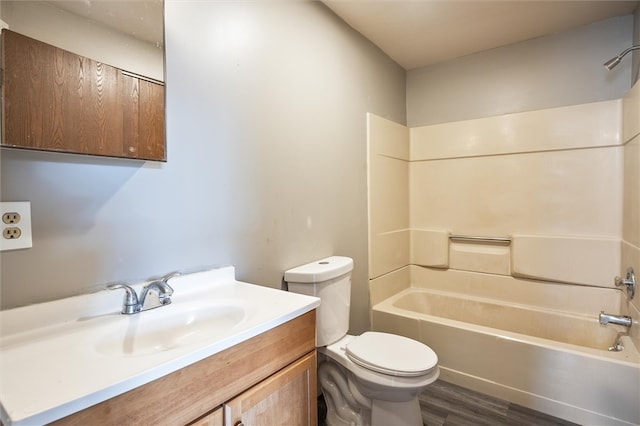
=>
[615,267,636,299]
[161,271,181,282]
[107,283,140,314]
[159,271,181,295]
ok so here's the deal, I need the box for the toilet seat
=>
[345,332,438,377]
[321,334,439,395]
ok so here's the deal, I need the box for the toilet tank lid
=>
[284,256,353,283]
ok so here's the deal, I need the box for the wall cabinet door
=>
[119,71,166,159]
[1,29,165,161]
[224,351,317,426]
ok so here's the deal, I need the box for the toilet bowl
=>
[320,333,439,426]
[285,256,439,426]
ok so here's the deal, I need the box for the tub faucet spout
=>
[599,311,632,328]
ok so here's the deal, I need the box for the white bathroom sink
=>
[95,301,247,357]
[0,266,320,426]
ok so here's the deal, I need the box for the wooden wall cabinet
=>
[1,29,165,161]
[52,311,317,426]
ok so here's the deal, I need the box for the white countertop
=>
[0,266,320,425]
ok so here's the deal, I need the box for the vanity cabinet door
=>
[191,406,224,426]
[1,29,165,161]
[224,351,317,426]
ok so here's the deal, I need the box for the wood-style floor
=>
[318,380,580,426]
[419,380,580,426]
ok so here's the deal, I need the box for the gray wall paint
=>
[634,6,640,83]
[0,1,406,335]
[407,15,634,127]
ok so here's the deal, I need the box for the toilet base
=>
[371,398,422,426]
[323,394,422,426]
[319,358,428,426]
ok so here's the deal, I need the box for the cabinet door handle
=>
[234,422,244,426]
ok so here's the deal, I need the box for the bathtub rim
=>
[372,286,640,426]
[436,366,637,426]
[373,286,640,367]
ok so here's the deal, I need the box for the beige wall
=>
[0,1,406,335]
[622,81,640,327]
[368,94,638,343]
[369,99,623,284]
[367,114,410,278]
[409,101,622,288]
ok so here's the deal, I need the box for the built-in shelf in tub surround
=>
[0,267,320,425]
[511,234,620,286]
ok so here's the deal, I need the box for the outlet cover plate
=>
[0,201,32,251]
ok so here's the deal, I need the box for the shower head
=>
[604,45,640,70]
[604,56,622,71]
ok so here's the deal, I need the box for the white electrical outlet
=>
[0,202,32,251]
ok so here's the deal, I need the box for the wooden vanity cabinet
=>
[224,351,316,426]
[1,30,165,161]
[190,407,224,426]
[193,351,316,426]
[52,310,317,426]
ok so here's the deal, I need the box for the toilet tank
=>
[284,256,353,347]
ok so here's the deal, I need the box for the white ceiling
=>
[322,1,637,70]
[45,1,637,70]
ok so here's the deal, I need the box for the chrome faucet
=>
[139,274,177,310]
[615,267,636,299]
[108,272,181,315]
[107,283,140,314]
[599,311,632,328]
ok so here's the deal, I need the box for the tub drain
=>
[608,341,624,352]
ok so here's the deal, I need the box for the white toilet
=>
[285,256,439,426]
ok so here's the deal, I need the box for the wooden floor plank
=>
[319,379,579,426]
[420,381,580,426]
[506,403,580,426]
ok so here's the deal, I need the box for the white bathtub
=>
[370,267,640,426]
